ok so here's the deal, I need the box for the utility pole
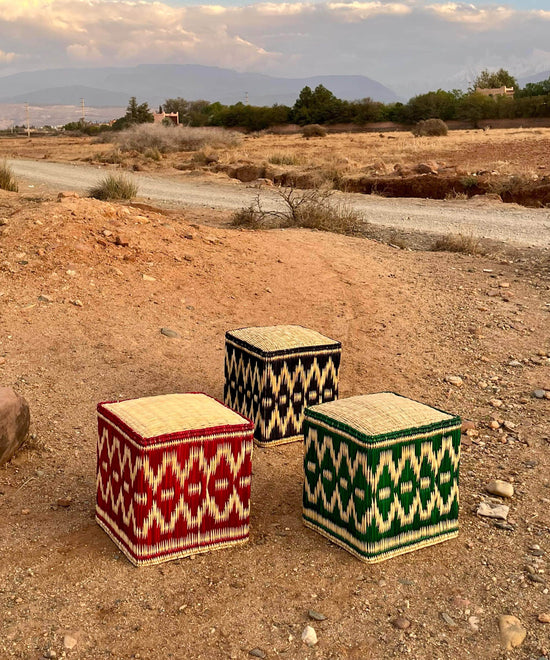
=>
[245,91,249,105]
[25,102,30,138]
[80,98,85,123]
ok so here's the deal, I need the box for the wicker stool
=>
[96,393,254,566]
[302,392,461,562]
[224,325,341,447]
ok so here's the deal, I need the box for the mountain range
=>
[0,64,399,108]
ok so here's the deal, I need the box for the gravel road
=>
[8,158,550,248]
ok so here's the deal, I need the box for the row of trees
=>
[64,69,550,134]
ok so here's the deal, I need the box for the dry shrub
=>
[89,173,138,201]
[115,124,242,153]
[432,232,481,255]
[232,187,363,235]
[0,160,18,192]
[412,118,448,137]
[302,124,327,138]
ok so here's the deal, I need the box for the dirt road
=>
[8,157,550,248]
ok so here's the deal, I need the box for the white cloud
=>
[0,0,548,95]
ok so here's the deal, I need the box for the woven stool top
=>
[306,392,459,441]
[100,393,252,441]
[227,325,340,357]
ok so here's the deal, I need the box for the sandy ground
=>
[0,183,549,659]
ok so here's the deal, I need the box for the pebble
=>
[502,420,515,431]
[142,274,156,282]
[63,634,78,650]
[56,498,72,507]
[0,357,5,366]
[498,615,526,650]
[477,501,509,520]
[308,609,327,621]
[445,375,463,387]
[538,613,550,623]
[486,480,514,499]
[248,649,267,659]
[508,360,522,367]
[70,299,83,307]
[489,420,501,430]
[468,615,480,632]
[21,508,30,515]
[43,651,57,659]
[494,521,515,531]
[533,389,547,399]
[38,294,53,303]
[490,398,503,408]
[441,612,456,626]
[391,616,411,630]
[301,625,318,646]
[527,574,545,584]
[461,420,476,432]
[160,328,180,339]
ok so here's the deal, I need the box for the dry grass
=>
[89,173,138,201]
[0,160,18,192]
[232,187,363,235]
[115,124,242,154]
[432,232,482,255]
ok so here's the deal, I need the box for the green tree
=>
[472,68,517,91]
[516,76,550,98]
[404,89,461,122]
[291,85,343,125]
[112,97,154,130]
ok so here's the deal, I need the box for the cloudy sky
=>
[0,0,549,97]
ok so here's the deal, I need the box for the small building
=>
[475,86,514,98]
[152,111,179,125]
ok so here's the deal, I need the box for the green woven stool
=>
[303,392,461,562]
[225,325,341,447]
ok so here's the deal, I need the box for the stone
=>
[498,615,526,650]
[63,634,78,650]
[533,389,547,399]
[415,162,438,175]
[38,294,53,303]
[160,328,180,339]
[490,399,503,408]
[115,234,129,247]
[502,420,516,431]
[527,574,545,584]
[477,501,509,520]
[441,612,456,626]
[508,360,522,367]
[249,649,267,659]
[468,615,480,632]
[0,387,31,465]
[142,274,156,282]
[56,498,72,507]
[229,164,264,183]
[301,625,318,646]
[308,609,327,621]
[70,299,83,307]
[486,480,514,499]
[445,375,463,387]
[392,616,411,630]
[489,420,501,430]
[538,613,550,623]
[461,420,476,432]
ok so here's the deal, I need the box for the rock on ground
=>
[498,615,526,650]
[0,387,30,465]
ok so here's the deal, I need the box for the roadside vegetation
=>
[232,187,363,235]
[89,173,138,201]
[0,160,18,192]
[114,124,242,153]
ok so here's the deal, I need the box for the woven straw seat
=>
[224,325,341,446]
[96,393,254,566]
[302,392,461,563]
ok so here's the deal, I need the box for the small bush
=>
[432,232,481,255]
[232,187,362,235]
[89,174,138,201]
[115,124,242,153]
[144,147,162,161]
[0,160,18,192]
[412,118,448,137]
[301,124,327,138]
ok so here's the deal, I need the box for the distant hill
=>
[519,70,550,86]
[0,64,399,107]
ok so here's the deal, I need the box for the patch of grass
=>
[460,174,478,189]
[432,232,482,255]
[144,147,162,161]
[89,174,138,201]
[232,186,363,235]
[115,124,242,154]
[268,153,303,166]
[0,160,18,192]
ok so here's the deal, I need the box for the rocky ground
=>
[0,186,549,660]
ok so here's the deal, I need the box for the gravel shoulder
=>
[7,157,550,248]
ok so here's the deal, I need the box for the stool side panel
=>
[96,413,254,565]
[303,418,460,561]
